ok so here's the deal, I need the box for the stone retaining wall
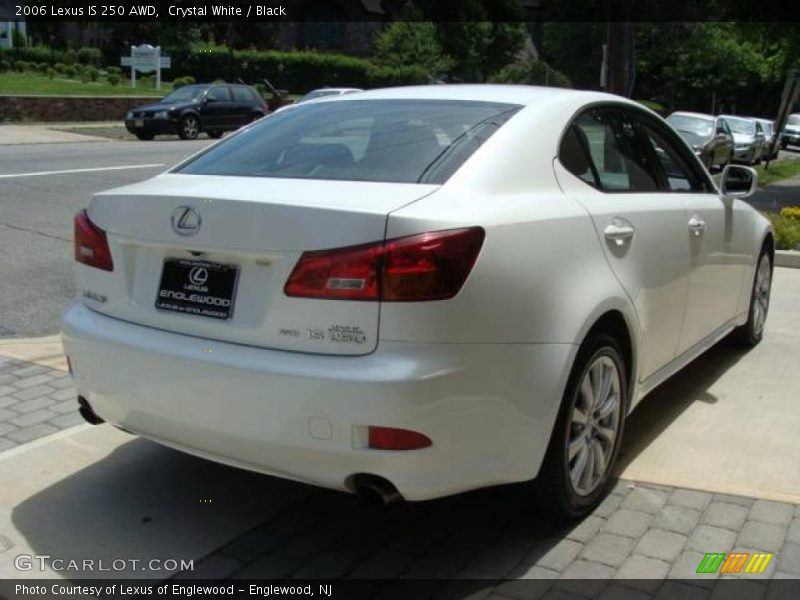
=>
[0,95,161,122]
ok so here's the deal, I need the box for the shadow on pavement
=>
[616,337,748,473]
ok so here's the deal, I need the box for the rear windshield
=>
[176,99,521,184]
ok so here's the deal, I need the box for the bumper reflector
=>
[367,426,432,450]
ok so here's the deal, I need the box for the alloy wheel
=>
[567,355,622,497]
[182,116,199,140]
[752,253,771,337]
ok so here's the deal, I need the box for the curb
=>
[776,250,800,269]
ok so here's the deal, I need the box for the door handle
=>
[688,215,707,236]
[604,222,635,246]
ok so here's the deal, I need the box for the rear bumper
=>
[62,303,575,500]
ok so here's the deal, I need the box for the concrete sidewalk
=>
[0,123,118,146]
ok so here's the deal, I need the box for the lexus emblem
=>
[189,267,209,285]
[171,206,202,236]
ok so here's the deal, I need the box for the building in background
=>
[0,0,26,49]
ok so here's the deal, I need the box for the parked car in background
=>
[667,111,733,171]
[753,118,779,160]
[272,87,364,115]
[65,86,774,519]
[720,115,766,165]
[298,87,363,103]
[781,113,800,149]
[125,83,268,141]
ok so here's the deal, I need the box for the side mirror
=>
[721,164,758,198]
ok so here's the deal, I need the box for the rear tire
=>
[207,130,223,139]
[538,333,627,519]
[733,247,773,347]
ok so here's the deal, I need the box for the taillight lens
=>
[74,210,113,271]
[284,227,484,302]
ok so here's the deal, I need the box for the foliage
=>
[174,47,428,92]
[76,47,102,66]
[0,72,169,96]
[764,212,800,251]
[85,66,99,82]
[407,0,528,81]
[636,100,667,115]
[172,75,196,89]
[754,159,800,187]
[374,22,452,78]
[781,207,800,221]
[489,59,571,88]
[46,67,55,80]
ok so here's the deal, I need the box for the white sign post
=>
[121,44,172,90]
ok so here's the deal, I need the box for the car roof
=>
[319,84,623,107]
[669,111,715,120]
[718,114,754,121]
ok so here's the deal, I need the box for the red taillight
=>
[368,426,432,450]
[284,227,484,302]
[74,210,113,271]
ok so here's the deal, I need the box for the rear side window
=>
[176,100,521,184]
[561,108,660,192]
[206,86,230,102]
[232,86,254,102]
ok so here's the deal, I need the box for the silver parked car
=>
[720,115,766,165]
[781,113,800,149]
[753,118,779,160]
[667,112,734,171]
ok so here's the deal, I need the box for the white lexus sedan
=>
[62,85,773,518]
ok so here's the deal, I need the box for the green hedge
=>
[0,45,102,67]
[172,48,428,93]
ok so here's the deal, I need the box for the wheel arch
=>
[571,302,639,412]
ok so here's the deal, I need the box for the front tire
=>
[539,333,627,519]
[733,247,773,347]
[207,130,223,139]
[135,132,154,141]
[178,115,200,140]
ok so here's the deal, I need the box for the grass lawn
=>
[755,155,800,187]
[0,72,170,96]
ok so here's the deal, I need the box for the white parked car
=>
[63,85,774,517]
[272,87,364,114]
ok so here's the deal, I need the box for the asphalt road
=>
[0,140,797,339]
[0,139,212,337]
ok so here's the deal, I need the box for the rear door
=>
[555,105,691,381]
[230,86,257,127]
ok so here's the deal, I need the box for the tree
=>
[404,0,529,82]
[374,22,452,78]
[489,59,571,88]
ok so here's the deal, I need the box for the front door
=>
[627,108,745,353]
[201,86,234,129]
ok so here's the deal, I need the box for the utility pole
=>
[603,0,633,96]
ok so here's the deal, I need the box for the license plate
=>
[134,119,144,127]
[155,259,239,320]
